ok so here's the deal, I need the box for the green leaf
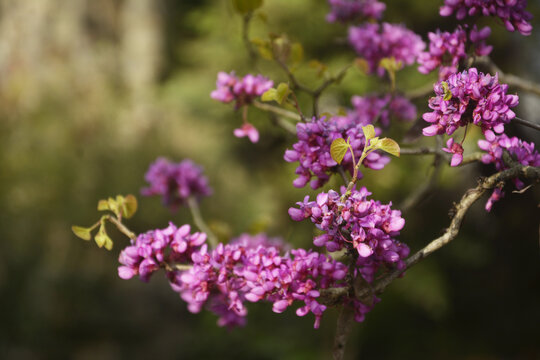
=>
[275,83,291,104]
[362,124,376,141]
[95,222,113,250]
[261,88,277,102]
[378,138,401,157]
[232,0,263,14]
[330,138,349,165]
[121,195,138,219]
[441,81,452,101]
[97,200,109,211]
[309,60,328,78]
[72,225,92,241]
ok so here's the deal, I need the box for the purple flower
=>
[141,158,212,210]
[418,25,492,80]
[289,186,408,282]
[326,0,386,23]
[478,133,540,210]
[234,123,259,143]
[173,233,348,328]
[284,116,390,189]
[422,68,519,165]
[118,223,207,282]
[211,71,273,109]
[442,138,464,167]
[348,22,425,76]
[440,0,533,36]
[350,94,417,127]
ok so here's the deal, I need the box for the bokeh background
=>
[1,0,539,359]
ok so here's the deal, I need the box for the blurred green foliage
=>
[0,0,539,359]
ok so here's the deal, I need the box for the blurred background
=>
[0,0,539,359]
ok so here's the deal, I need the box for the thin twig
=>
[252,100,302,122]
[312,65,352,116]
[241,13,257,66]
[400,147,438,156]
[405,82,435,101]
[321,164,540,303]
[514,116,540,132]
[106,215,136,240]
[475,56,540,97]
[187,196,218,248]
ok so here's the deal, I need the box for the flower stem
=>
[187,196,218,248]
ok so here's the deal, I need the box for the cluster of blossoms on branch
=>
[422,68,519,166]
[349,94,417,128]
[118,223,207,282]
[141,158,212,210]
[478,134,540,210]
[284,116,389,189]
[289,186,408,282]
[326,0,386,23]
[418,25,492,80]
[348,22,425,76]
[211,71,274,143]
[440,0,533,36]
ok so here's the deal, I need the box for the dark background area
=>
[0,0,539,359]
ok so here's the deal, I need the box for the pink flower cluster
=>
[175,238,348,329]
[288,186,409,281]
[440,0,533,36]
[118,223,207,282]
[349,94,417,127]
[422,68,519,166]
[326,0,386,23]
[478,134,540,210]
[141,158,212,210]
[211,71,273,109]
[418,25,492,80]
[348,22,425,76]
[284,116,390,189]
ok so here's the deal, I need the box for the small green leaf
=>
[95,222,113,250]
[97,200,109,211]
[309,60,328,78]
[232,0,263,14]
[441,81,452,101]
[261,88,277,102]
[275,83,291,104]
[330,138,349,165]
[72,225,92,241]
[122,195,138,219]
[362,124,376,141]
[378,138,401,157]
[354,58,369,75]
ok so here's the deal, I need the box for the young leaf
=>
[95,222,113,250]
[441,81,452,101]
[275,83,291,104]
[72,225,92,241]
[378,138,401,157]
[362,124,376,141]
[330,138,349,165]
[122,195,138,219]
[261,88,277,102]
[97,200,109,211]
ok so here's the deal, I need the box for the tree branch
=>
[252,100,302,122]
[321,164,540,303]
[475,56,540,97]
[514,116,540,132]
[333,305,355,360]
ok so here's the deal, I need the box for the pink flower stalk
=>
[440,0,533,36]
[418,25,492,80]
[141,158,212,210]
[422,68,519,166]
[348,22,425,76]
[326,0,386,23]
[211,71,273,109]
